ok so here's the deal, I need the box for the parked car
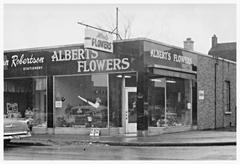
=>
[4,116,31,144]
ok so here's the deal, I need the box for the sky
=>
[3,3,236,54]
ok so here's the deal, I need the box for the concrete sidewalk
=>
[10,129,236,147]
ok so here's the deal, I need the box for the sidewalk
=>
[11,129,236,147]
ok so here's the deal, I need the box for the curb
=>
[11,139,236,147]
[92,141,236,147]
[8,141,51,146]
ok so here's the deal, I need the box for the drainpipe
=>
[214,57,218,130]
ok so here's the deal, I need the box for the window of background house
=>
[225,81,231,112]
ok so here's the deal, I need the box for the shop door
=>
[124,87,137,135]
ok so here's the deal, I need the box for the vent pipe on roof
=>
[184,38,194,51]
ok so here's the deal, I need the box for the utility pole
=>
[116,7,119,40]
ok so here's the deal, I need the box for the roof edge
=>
[4,37,236,65]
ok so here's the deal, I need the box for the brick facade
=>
[197,55,236,129]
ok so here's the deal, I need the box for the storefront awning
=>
[148,64,197,80]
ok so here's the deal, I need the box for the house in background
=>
[208,34,236,61]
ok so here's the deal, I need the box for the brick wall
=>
[197,56,215,129]
[197,55,236,129]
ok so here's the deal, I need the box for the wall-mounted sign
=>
[150,49,192,65]
[4,45,136,77]
[4,54,45,69]
[55,101,62,108]
[4,51,48,77]
[199,90,204,100]
[51,48,130,73]
[84,28,113,53]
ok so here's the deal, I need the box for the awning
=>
[148,64,197,80]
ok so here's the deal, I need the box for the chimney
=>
[184,38,194,51]
[212,34,218,48]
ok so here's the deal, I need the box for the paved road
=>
[4,143,236,160]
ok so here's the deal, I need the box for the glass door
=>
[124,87,137,135]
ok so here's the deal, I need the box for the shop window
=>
[148,77,192,127]
[55,74,108,128]
[4,78,47,128]
[225,81,231,112]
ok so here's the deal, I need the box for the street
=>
[4,143,236,160]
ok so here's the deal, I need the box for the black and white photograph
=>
[2,0,238,161]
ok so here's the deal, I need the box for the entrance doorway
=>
[124,87,137,135]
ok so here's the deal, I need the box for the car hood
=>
[4,118,29,133]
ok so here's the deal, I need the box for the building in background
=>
[208,34,236,61]
[4,36,236,136]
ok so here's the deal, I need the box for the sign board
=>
[143,41,198,73]
[89,128,100,136]
[150,49,193,65]
[4,51,49,77]
[4,44,137,78]
[199,90,204,100]
[6,103,18,114]
[90,128,95,136]
[84,28,113,53]
[55,101,62,108]
[51,48,130,74]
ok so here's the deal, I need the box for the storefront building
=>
[4,38,236,136]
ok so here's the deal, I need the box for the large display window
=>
[54,72,137,129]
[4,78,47,128]
[54,74,108,128]
[148,76,192,127]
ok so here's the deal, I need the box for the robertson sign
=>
[84,28,113,53]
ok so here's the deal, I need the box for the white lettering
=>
[173,54,178,62]
[77,58,130,73]
[121,58,130,70]
[11,54,44,67]
[78,49,86,60]
[71,49,78,60]
[90,50,98,59]
[77,61,85,72]
[150,49,192,65]
[89,60,97,71]
[106,59,113,71]
[52,49,99,62]
[52,51,59,61]
[96,60,105,71]
[58,50,64,61]
[113,58,121,70]
[65,50,72,61]
[83,61,89,72]
[4,60,9,66]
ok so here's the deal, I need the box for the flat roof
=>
[4,37,236,64]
